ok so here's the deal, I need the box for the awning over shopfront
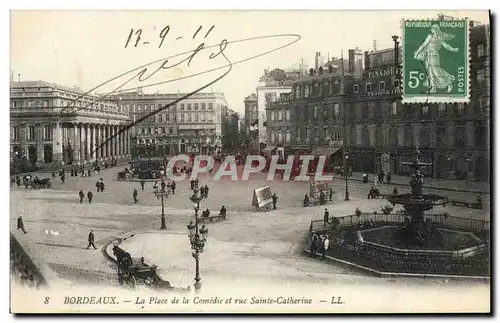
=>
[311,146,342,156]
[262,146,277,153]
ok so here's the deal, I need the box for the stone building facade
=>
[10,81,131,167]
[112,90,229,157]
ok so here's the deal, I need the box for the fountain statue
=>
[386,147,449,248]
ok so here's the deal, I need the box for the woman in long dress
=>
[413,24,459,93]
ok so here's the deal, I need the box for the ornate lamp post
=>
[154,185,168,230]
[187,190,208,292]
[344,150,350,201]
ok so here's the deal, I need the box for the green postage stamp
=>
[402,19,470,103]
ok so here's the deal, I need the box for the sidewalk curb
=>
[331,175,490,195]
[303,248,490,280]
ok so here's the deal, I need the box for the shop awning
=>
[311,146,342,156]
[261,146,276,153]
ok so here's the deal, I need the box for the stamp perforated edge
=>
[400,17,471,105]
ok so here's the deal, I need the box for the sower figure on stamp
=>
[86,229,97,250]
[413,24,459,94]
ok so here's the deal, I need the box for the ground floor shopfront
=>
[131,136,222,158]
[11,120,131,167]
[346,146,490,182]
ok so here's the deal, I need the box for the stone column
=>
[52,121,63,164]
[73,123,81,163]
[86,124,91,161]
[19,123,27,159]
[36,123,44,164]
[466,121,475,148]
[105,125,110,158]
[95,125,100,159]
[126,128,131,156]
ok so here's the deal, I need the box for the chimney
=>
[315,52,321,70]
[364,51,370,70]
[309,68,314,76]
[318,66,323,75]
[348,49,355,74]
[328,65,333,73]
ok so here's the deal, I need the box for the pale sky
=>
[10,10,489,115]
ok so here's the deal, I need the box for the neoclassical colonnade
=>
[60,122,131,164]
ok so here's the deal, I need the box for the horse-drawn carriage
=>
[117,170,131,181]
[23,176,52,189]
[112,245,190,291]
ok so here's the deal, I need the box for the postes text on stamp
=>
[402,19,469,103]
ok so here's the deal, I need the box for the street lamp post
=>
[187,190,208,292]
[154,186,168,230]
[344,150,350,201]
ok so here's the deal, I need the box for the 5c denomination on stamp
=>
[402,19,470,103]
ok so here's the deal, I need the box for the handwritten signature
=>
[58,26,301,156]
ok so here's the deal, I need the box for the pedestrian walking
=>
[140,180,145,191]
[61,174,65,184]
[87,169,92,177]
[386,173,392,185]
[16,175,21,187]
[171,181,176,194]
[393,187,398,195]
[17,215,27,234]
[86,230,97,250]
[272,193,278,210]
[87,191,93,204]
[161,180,166,192]
[133,189,138,204]
[310,233,319,257]
[153,181,158,192]
[323,209,330,226]
[78,190,85,203]
[95,181,100,192]
[322,235,330,259]
[329,188,333,202]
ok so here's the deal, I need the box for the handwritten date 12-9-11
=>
[124,25,216,49]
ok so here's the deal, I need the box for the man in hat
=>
[79,190,85,203]
[87,190,93,204]
[86,230,97,250]
[17,215,27,234]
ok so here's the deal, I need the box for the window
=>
[456,103,465,116]
[332,104,340,119]
[391,102,398,115]
[158,114,163,122]
[477,44,485,58]
[404,125,412,147]
[170,128,174,134]
[314,106,318,119]
[187,103,192,110]
[379,81,385,91]
[362,104,369,119]
[353,84,359,93]
[376,125,383,146]
[12,126,19,140]
[375,102,383,118]
[304,84,310,98]
[421,105,429,116]
[271,111,275,121]
[187,113,192,122]
[180,114,185,122]
[43,100,48,107]
[141,128,146,134]
[436,123,447,147]
[295,86,300,99]
[420,124,431,147]
[151,104,155,110]
[208,103,213,110]
[350,126,357,145]
[194,103,199,110]
[312,83,320,97]
[285,110,290,120]
[286,130,291,143]
[201,113,205,122]
[323,128,328,141]
[361,127,369,146]
[475,121,487,148]
[455,122,466,147]
[438,103,446,117]
[180,103,185,110]
[278,110,283,121]
[28,126,35,140]
[366,83,372,93]
[207,113,213,122]
[323,106,328,119]
[194,113,199,122]
[44,125,52,140]
[476,68,485,87]
[386,126,396,146]
[201,103,206,110]
[166,114,170,122]
[323,81,329,96]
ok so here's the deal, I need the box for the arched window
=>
[313,82,320,97]
[361,127,370,146]
[350,125,357,145]
[304,83,310,98]
[322,80,329,96]
[376,125,384,146]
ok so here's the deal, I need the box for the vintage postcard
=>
[9,10,491,314]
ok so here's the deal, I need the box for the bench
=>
[451,200,482,209]
[198,214,227,223]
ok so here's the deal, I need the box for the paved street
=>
[10,164,490,289]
